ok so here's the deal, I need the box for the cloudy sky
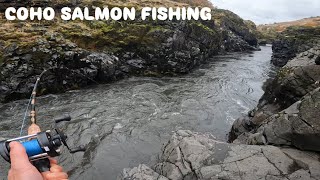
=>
[211,0,320,25]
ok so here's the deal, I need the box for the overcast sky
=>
[210,0,320,25]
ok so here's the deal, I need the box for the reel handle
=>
[54,115,72,123]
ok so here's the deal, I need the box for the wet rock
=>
[81,53,119,81]
[228,116,253,142]
[120,130,320,180]
[127,59,146,70]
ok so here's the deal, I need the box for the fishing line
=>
[21,139,43,156]
[19,95,32,136]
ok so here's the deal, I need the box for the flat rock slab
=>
[118,130,320,180]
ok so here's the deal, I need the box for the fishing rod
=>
[19,66,99,136]
[0,69,86,172]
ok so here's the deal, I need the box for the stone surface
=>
[232,88,320,151]
[118,164,169,180]
[119,130,320,180]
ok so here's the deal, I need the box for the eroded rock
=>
[229,46,320,145]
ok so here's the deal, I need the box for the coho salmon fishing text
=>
[4,7,212,21]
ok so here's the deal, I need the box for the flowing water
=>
[0,46,274,179]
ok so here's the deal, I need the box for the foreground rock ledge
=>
[118,130,320,180]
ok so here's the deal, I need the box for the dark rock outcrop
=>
[0,35,123,102]
[118,130,320,180]
[271,38,298,67]
[271,26,320,67]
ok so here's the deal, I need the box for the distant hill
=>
[257,17,320,43]
[171,0,214,7]
[258,17,320,32]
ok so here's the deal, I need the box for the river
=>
[0,46,274,179]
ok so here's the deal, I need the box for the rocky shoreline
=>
[119,130,320,180]
[118,27,320,179]
[229,30,320,149]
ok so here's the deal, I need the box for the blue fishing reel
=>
[0,115,85,172]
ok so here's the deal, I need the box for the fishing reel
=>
[0,115,85,171]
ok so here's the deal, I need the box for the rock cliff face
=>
[0,2,259,102]
[229,26,320,153]
[271,26,320,67]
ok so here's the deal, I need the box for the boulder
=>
[232,87,320,152]
[251,88,320,151]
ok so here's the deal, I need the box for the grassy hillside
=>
[258,17,320,32]
[0,0,255,56]
[257,17,320,43]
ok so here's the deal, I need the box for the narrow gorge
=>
[0,1,319,180]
